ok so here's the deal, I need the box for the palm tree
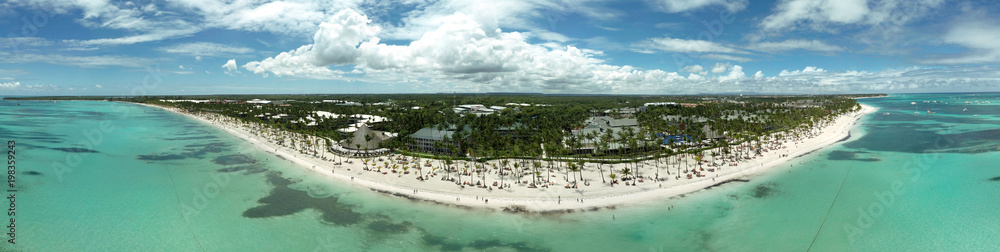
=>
[364,133,374,149]
[568,162,579,185]
[459,162,466,185]
[609,173,617,187]
[653,152,662,180]
[445,158,453,181]
[513,162,521,184]
[500,159,509,188]
[598,161,606,183]
[621,167,632,184]
[415,162,422,178]
[532,161,541,186]
[565,160,573,182]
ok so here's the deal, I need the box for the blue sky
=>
[1,0,999,95]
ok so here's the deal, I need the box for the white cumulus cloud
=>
[779,66,826,76]
[718,65,746,82]
[711,63,731,73]
[235,8,1000,94]
[244,9,656,92]
[682,65,704,72]
[222,59,240,75]
[0,81,53,91]
[0,81,20,88]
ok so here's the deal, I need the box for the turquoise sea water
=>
[1,94,998,251]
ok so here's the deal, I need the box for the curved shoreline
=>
[134,102,877,213]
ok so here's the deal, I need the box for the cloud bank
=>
[238,8,1000,94]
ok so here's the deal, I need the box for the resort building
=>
[639,102,677,112]
[408,123,524,154]
[568,116,643,154]
[408,126,463,154]
[452,104,509,116]
[334,124,393,156]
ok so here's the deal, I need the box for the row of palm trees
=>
[151,97,861,187]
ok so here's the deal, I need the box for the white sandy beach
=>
[136,102,876,213]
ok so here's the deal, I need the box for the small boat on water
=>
[973,114,980,117]
[883,112,890,115]
[963,107,968,112]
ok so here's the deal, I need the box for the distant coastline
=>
[131,101,877,213]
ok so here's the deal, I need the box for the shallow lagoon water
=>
[2,94,999,251]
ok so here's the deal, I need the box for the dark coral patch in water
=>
[422,234,464,251]
[183,142,228,157]
[751,182,778,199]
[212,154,256,165]
[175,129,211,136]
[704,179,749,190]
[827,150,881,162]
[0,128,65,144]
[846,125,1000,154]
[243,167,268,174]
[137,153,188,161]
[137,142,232,162]
[989,176,1000,181]
[241,173,551,251]
[217,165,251,173]
[217,164,267,175]
[243,172,361,226]
[185,142,227,149]
[469,240,545,252]
[367,219,412,234]
[420,233,549,252]
[24,171,42,176]
[165,135,218,141]
[50,147,99,153]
